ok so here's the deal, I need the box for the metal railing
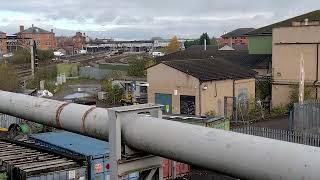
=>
[294,100,320,133]
[0,113,24,129]
[233,126,320,147]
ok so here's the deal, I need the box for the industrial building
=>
[147,59,256,116]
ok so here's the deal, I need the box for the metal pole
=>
[30,41,35,79]
[1,91,320,180]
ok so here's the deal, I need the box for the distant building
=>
[0,31,7,55]
[15,25,57,50]
[220,28,255,47]
[246,10,320,54]
[72,32,86,53]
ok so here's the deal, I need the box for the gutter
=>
[199,81,202,116]
[316,44,319,98]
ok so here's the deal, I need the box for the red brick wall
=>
[19,32,56,50]
[219,36,249,46]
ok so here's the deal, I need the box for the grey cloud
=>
[0,0,320,39]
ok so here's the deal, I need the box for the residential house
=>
[156,45,272,76]
[0,31,7,55]
[147,59,256,116]
[15,25,57,50]
[56,36,75,55]
[272,22,320,107]
[246,10,320,54]
[220,28,255,47]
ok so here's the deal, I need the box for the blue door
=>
[155,93,172,114]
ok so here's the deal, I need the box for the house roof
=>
[16,26,51,34]
[161,59,257,82]
[156,46,271,69]
[0,31,5,34]
[247,10,320,36]
[221,28,255,38]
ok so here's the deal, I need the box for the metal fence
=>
[0,113,24,129]
[294,100,320,133]
[233,126,320,147]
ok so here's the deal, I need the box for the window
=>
[36,40,40,46]
[46,41,51,46]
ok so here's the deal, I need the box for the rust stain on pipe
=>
[55,102,70,128]
[81,107,96,133]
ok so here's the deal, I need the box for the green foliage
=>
[37,50,54,61]
[270,105,287,118]
[256,79,271,101]
[101,78,124,104]
[199,33,211,46]
[205,110,217,117]
[26,66,58,92]
[0,61,19,91]
[127,56,155,77]
[288,85,314,109]
[8,49,31,64]
[210,38,218,45]
[184,33,212,49]
[166,36,180,53]
[184,39,200,49]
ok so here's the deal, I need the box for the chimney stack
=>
[20,25,24,32]
[32,24,34,27]
[51,29,53,33]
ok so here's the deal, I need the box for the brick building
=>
[0,31,7,55]
[72,32,86,53]
[220,28,255,47]
[15,25,56,50]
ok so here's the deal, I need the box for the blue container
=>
[29,131,139,180]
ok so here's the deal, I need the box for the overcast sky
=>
[0,0,319,40]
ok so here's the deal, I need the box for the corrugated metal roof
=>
[30,131,109,156]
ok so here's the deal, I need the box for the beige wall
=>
[147,63,200,115]
[273,26,320,44]
[235,79,256,100]
[272,85,292,107]
[200,80,233,116]
[272,26,320,106]
[148,63,256,116]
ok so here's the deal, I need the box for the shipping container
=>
[0,138,87,180]
[29,131,139,180]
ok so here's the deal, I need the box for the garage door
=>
[155,93,172,114]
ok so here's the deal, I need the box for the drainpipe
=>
[315,44,319,99]
[199,81,202,116]
[232,80,237,122]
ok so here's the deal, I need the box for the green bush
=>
[270,105,287,118]
[127,56,155,77]
[37,50,54,61]
[8,49,31,64]
[0,61,19,91]
[26,66,57,92]
[288,85,314,109]
[101,78,124,104]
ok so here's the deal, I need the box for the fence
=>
[294,100,320,133]
[0,113,24,129]
[233,126,320,147]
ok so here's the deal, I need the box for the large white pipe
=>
[0,90,320,180]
